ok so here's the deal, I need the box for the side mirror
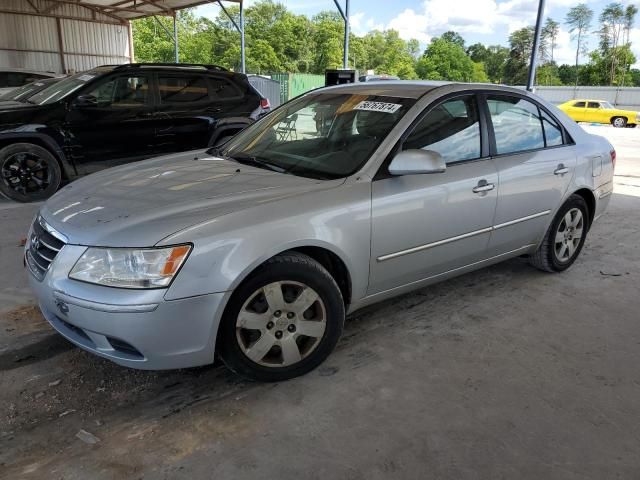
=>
[388,149,446,175]
[72,94,98,108]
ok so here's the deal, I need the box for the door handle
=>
[472,181,495,194]
[554,164,569,175]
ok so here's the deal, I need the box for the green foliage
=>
[130,0,637,89]
[416,37,481,81]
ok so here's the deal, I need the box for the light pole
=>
[527,0,546,92]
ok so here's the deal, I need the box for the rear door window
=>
[573,101,586,108]
[487,95,545,154]
[209,77,241,100]
[158,75,210,104]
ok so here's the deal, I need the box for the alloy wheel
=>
[1,151,51,196]
[235,281,327,367]
[554,207,584,262]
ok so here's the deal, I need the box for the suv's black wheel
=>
[0,143,61,202]
[217,252,345,382]
[529,194,589,272]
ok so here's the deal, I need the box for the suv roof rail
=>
[112,63,229,72]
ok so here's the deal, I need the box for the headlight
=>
[69,245,191,289]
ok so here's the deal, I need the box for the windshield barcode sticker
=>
[353,101,402,114]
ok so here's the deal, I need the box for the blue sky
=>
[196,0,640,66]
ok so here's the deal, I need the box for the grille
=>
[26,217,66,281]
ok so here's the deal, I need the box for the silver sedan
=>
[25,82,615,381]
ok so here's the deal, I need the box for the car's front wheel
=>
[529,194,589,272]
[217,252,345,381]
[0,143,61,202]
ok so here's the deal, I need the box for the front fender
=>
[162,181,372,306]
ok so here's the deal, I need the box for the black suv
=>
[0,63,270,202]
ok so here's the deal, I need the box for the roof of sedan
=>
[318,80,524,99]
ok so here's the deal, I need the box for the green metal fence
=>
[270,73,325,104]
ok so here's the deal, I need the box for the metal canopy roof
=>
[39,1,241,21]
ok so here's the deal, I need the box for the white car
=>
[0,68,59,96]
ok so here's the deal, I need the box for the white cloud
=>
[380,0,542,43]
[387,8,431,43]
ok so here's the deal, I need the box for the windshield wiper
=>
[227,154,287,174]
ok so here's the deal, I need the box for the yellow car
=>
[558,99,639,128]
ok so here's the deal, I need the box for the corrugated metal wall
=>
[0,1,131,74]
[247,76,281,108]
[534,86,640,109]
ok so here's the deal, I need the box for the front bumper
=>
[27,243,226,370]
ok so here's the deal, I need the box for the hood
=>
[40,150,343,247]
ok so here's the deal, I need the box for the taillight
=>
[260,98,270,109]
[610,149,616,169]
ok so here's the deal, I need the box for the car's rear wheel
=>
[611,117,627,128]
[217,252,345,381]
[0,143,61,202]
[529,194,589,273]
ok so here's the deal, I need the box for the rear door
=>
[65,73,156,173]
[484,94,577,257]
[154,72,216,154]
[368,94,499,294]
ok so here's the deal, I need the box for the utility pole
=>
[527,0,546,91]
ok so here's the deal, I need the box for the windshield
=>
[215,93,415,179]
[601,101,614,109]
[29,69,108,105]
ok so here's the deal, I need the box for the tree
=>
[599,3,625,84]
[503,27,534,85]
[541,18,560,63]
[416,37,477,81]
[441,31,465,49]
[620,5,638,87]
[565,4,594,87]
[467,43,508,83]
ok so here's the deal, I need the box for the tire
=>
[0,143,62,202]
[217,252,345,382]
[611,117,627,128]
[529,194,589,273]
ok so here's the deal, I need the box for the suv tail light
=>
[260,98,270,109]
[610,149,616,169]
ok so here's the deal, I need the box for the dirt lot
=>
[1,125,640,479]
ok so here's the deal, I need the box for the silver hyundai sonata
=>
[25,81,615,381]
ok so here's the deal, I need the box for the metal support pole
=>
[343,0,350,69]
[332,0,350,69]
[526,0,546,92]
[173,14,179,63]
[240,1,245,73]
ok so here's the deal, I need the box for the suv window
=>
[404,96,481,163]
[209,77,241,100]
[487,95,545,155]
[573,101,586,108]
[587,102,600,108]
[85,76,149,107]
[159,75,209,103]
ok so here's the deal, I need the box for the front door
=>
[566,100,587,121]
[369,95,498,294]
[65,73,156,174]
[484,94,577,256]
